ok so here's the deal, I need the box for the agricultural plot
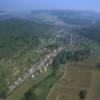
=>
[47,54,99,100]
[58,67,93,89]
[86,72,100,100]
[47,86,81,100]
[47,69,92,100]
[57,94,80,100]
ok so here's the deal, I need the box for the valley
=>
[0,10,100,100]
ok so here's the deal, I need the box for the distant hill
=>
[1,10,100,26]
[75,23,100,43]
[51,10,100,26]
[0,18,54,58]
[0,17,53,37]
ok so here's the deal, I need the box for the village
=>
[8,47,64,94]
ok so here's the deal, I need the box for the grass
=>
[34,76,58,100]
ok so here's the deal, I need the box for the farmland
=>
[47,53,100,100]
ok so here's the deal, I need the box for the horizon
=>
[1,9,100,14]
[0,0,100,12]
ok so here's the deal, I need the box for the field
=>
[86,72,100,100]
[47,53,100,100]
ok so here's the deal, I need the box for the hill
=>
[75,23,100,43]
[0,18,56,98]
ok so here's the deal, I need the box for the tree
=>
[79,90,87,100]
[23,90,37,100]
[96,63,100,69]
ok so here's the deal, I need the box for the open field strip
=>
[58,71,93,89]
[46,65,67,100]
[57,85,88,91]
[57,93,80,100]
[86,72,100,100]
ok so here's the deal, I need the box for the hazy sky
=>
[0,0,100,12]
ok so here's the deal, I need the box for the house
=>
[9,85,16,93]
[31,75,35,78]
[44,67,47,72]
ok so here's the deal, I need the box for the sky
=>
[0,0,100,12]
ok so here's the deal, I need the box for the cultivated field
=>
[47,53,100,100]
[86,72,100,100]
